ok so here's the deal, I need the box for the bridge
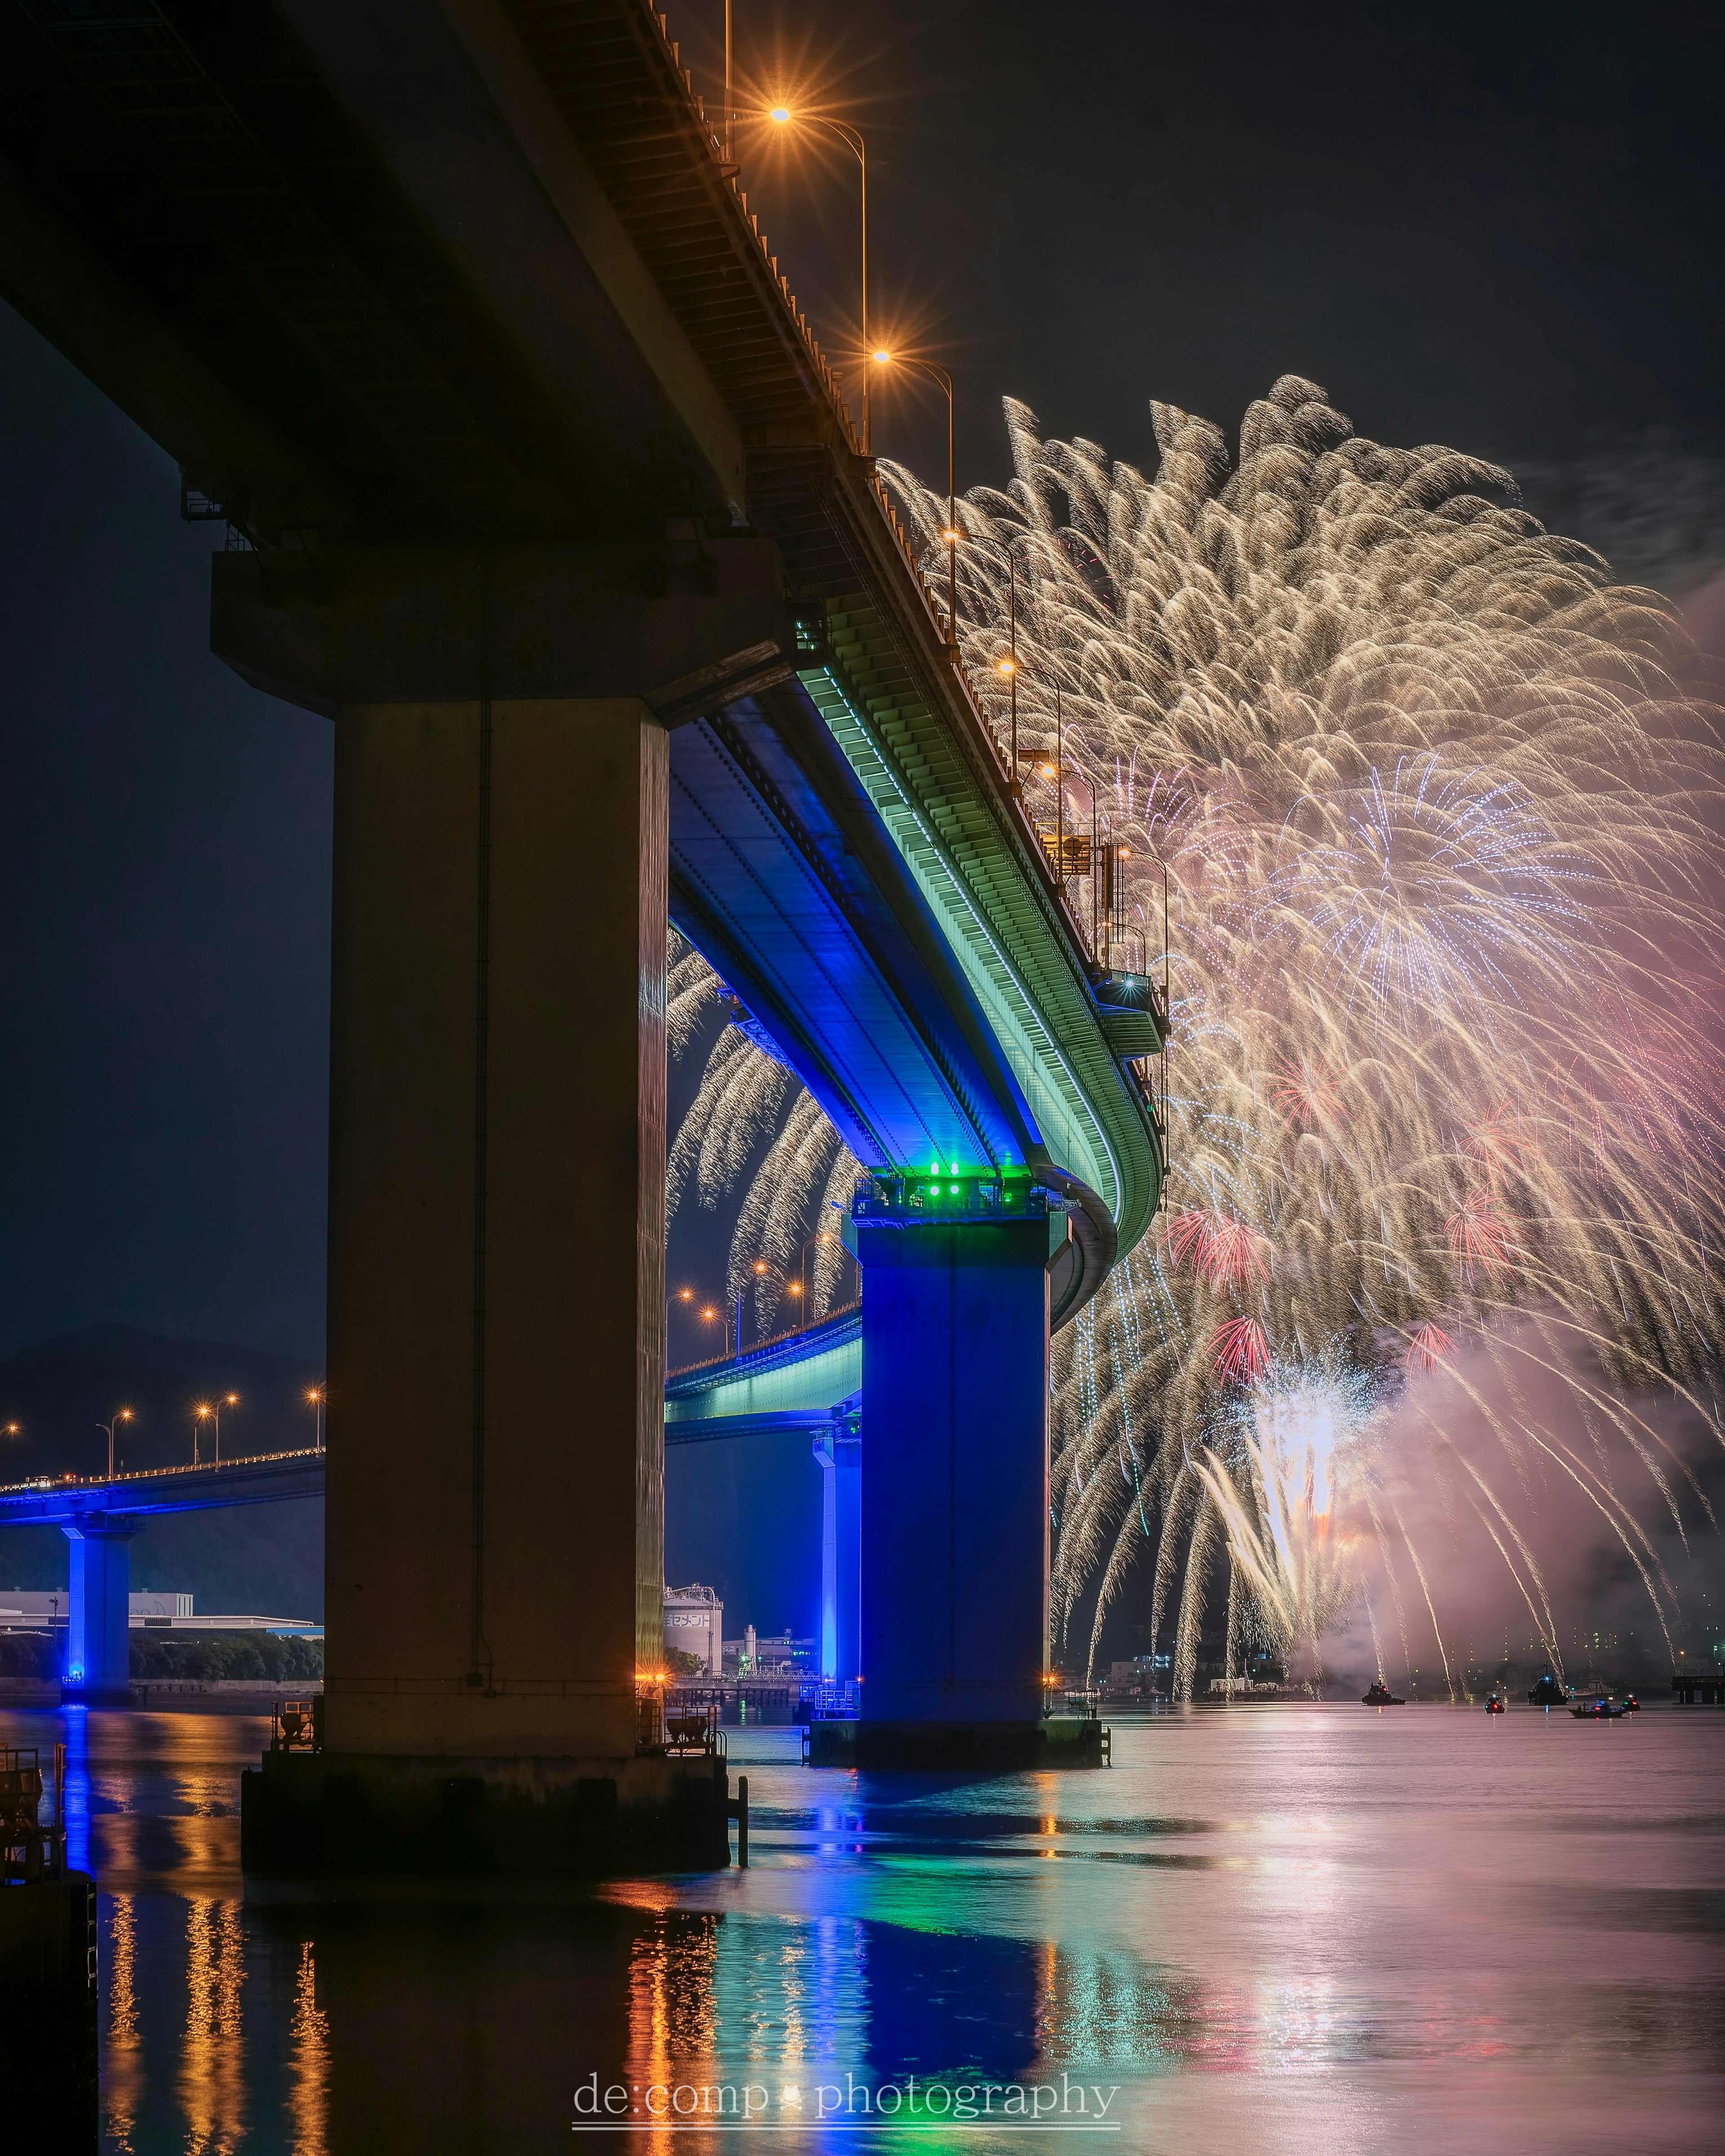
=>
[1,1316,861,1701]
[0,0,1163,1858]
[0,1450,327,1692]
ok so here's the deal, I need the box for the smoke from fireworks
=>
[674,374,1725,1688]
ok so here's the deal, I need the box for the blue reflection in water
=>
[862,1922,1041,2081]
[60,1701,92,1874]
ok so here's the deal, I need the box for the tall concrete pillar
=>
[814,1180,1104,1767]
[322,692,667,1758]
[62,1519,136,1704]
[216,539,794,1869]
[812,1420,860,1686]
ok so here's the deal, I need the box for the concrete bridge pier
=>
[61,1518,137,1706]
[813,1419,861,1688]
[217,539,793,1873]
[813,1184,1103,1769]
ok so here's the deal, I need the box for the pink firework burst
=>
[1445,1189,1512,1277]
[1271,1059,1345,1130]
[1465,1100,1537,1187]
[1209,1316,1271,1387]
[1405,1321,1455,1373]
[1165,1208,1274,1290]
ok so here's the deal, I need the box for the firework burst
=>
[673,373,1725,1688]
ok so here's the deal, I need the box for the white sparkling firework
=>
[675,376,1725,1685]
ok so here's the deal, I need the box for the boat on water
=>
[1362,1680,1405,1705]
[1528,1673,1570,1708]
[1485,1692,1506,1714]
[1570,1695,1632,1719]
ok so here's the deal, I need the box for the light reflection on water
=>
[2,1702,1721,2153]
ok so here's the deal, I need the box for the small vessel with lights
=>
[1362,1679,1405,1706]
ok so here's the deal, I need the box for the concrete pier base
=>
[240,1749,734,1876]
[806,1717,1106,1771]
[0,1870,98,2139]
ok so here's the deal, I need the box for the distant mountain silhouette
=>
[0,1325,323,1618]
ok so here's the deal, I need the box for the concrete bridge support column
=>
[809,1194,1103,1769]
[215,541,792,1871]
[62,1519,136,1705]
[812,1423,860,1688]
[319,691,668,1758]
[852,1209,1051,1761]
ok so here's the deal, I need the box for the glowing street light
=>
[96,1407,134,1481]
[871,350,960,652]
[195,1392,239,1466]
[305,1383,326,1453]
[768,106,872,449]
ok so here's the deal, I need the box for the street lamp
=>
[305,1384,325,1453]
[95,1407,134,1481]
[768,106,871,449]
[195,1392,239,1466]
[871,350,959,651]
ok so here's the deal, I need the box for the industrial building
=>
[662,1583,723,1675]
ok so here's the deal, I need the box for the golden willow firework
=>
[674,374,1725,1691]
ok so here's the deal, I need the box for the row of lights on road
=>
[676,32,1143,970]
[668,1231,844,1356]
[754,86,1116,900]
[748,98,964,645]
[2,1385,328,1478]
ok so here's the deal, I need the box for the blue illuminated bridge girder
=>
[0,1312,866,1532]
[670,622,1168,1324]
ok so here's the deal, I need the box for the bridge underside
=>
[0,0,1159,1844]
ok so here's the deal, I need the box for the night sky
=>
[0,0,1719,1365]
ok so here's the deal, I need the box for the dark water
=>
[4,1701,1721,2153]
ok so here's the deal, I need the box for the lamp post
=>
[95,1408,134,1481]
[305,1384,325,1453]
[768,107,870,449]
[195,1392,239,1467]
[871,350,959,650]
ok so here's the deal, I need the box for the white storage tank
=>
[662,1583,723,1674]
